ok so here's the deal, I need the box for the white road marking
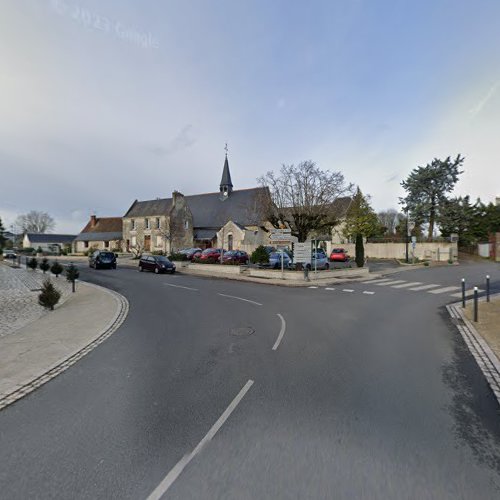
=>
[450,288,484,298]
[359,278,393,284]
[363,291,375,295]
[391,281,423,289]
[427,286,461,294]
[342,289,354,293]
[272,314,286,350]
[325,287,336,291]
[146,380,254,500]
[217,293,262,306]
[164,283,198,291]
[308,286,318,289]
[408,284,441,291]
[374,280,407,286]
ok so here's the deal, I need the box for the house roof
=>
[194,229,217,240]
[80,217,122,234]
[75,232,123,242]
[124,187,270,229]
[25,233,76,244]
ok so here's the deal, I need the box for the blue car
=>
[268,251,292,269]
[305,251,330,270]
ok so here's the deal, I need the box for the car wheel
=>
[139,265,143,272]
[154,267,159,274]
[171,269,175,274]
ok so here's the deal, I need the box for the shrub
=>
[36,246,43,254]
[38,279,61,311]
[251,245,269,264]
[355,234,364,268]
[168,252,187,261]
[50,261,63,277]
[40,258,50,273]
[27,257,38,270]
[447,259,453,264]
[22,247,35,254]
[65,263,80,292]
[423,261,430,266]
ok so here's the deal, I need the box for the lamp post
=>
[405,208,409,264]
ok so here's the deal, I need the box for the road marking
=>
[217,293,262,306]
[164,283,198,291]
[449,288,484,298]
[342,289,354,293]
[308,286,318,289]
[427,286,461,294]
[359,278,393,284]
[272,314,286,350]
[374,280,407,286]
[325,287,336,291]
[363,291,375,295]
[146,380,254,500]
[391,281,423,288]
[408,284,441,291]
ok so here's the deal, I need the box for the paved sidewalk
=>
[0,278,128,410]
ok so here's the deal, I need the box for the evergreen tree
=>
[251,245,270,264]
[50,260,63,278]
[65,263,80,292]
[400,155,464,239]
[27,257,38,271]
[0,216,6,250]
[40,258,50,274]
[38,279,61,311]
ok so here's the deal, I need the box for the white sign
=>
[270,233,292,241]
[293,242,311,263]
[270,228,291,235]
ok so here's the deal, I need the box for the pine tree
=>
[251,245,270,264]
[40,258,50,274]
[65,263,80,292]
[27,257,38,271]
[38,280,61,311]
[50,261,63,278]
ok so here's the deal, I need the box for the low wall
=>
[327,242,458,262]
[187,263,242,274]
[248,267,368,281]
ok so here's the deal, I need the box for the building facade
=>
[73,215,123,253]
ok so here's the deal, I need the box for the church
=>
[121,153,274,255]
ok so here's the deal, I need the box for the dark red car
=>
[222,250,249,264]
[198,248,225,262]
[139,255,176,274]
[329,248,349,262]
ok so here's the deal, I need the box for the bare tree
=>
[130,242,143,259]
[15,211,55,234]
[258,161,353,242]
[377,209,402,235]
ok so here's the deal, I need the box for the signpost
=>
[270,229,292,279]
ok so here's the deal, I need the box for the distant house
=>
[23,233,76,253]
[73,215,123,253]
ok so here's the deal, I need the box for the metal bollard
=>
[461,278,466,308]
[486,275,490,303]
[304,266,309,282]
[473,287,478,322]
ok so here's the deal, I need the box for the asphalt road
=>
[0,260,499,499]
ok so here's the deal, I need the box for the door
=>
[144,235,151,252]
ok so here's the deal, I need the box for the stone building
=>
[122,154,270,254]
[73,215,122,253]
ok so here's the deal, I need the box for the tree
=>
[50,260,63,277]
[0,217,6,250]
[27,257,38,271]
[343,187,380,267]
[40,257,50,274]
[377,209,402,235]
[66,263,80,292]
[38,279,61,311]
[258,161,353,242]
[400,155,464,240]
[250,245,269,264]
[14,211,55,234]
[438,196,476,246]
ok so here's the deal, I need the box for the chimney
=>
[172,191,183,208]
[90,215,97,227]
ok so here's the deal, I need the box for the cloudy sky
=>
[1,0,499,233]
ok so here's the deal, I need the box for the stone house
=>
[23,233,76,253]
[73,215,123,253]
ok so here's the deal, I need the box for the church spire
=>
[220,143,233,198]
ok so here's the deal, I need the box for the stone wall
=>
[123,215,171,254]
[169,192,194,252]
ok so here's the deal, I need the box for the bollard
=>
[304,266,309,282]
[486,275,490,303]
[461,278,466,308]
[473,287,478,322]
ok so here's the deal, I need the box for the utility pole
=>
[405,208,409,264]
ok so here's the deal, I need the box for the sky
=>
[1,0,499,233]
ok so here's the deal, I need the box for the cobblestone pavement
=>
[0,264,72,337]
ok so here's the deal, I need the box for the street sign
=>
[293,242,311,263]
[270,233,292,241]
[270,228,291,235]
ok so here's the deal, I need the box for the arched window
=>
[227,234,233,251]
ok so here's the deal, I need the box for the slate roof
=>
[194,229,217,240]
[80,217,122,234]
[75,232,123,242]
[26,233,76,244]
[220,155,233,188]
[124,187,269,229]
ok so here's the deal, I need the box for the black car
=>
[89,250,117,269]
[139,255,176,274]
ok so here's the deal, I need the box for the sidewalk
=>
[0,273,128,410]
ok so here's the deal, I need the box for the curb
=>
[0,282,129,411]
[446,294,500,406]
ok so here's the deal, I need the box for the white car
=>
[2,250,17,260]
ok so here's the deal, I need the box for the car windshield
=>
[99,252,114,258]
[155,256,170,262]
[202,248,216,254]
[225,251,237,256]
[332,249,344,253]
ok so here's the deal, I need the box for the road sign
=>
[293,242,311,263]
[270,233,292,241]
[270,228,291,235]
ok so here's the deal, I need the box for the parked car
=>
[2,250,17,260]
[179,247,202,261]
[268,251,292,269]
[89,250,117,269]
[222,250,249,265]
[306,251,330,270]
[198,248,225,262]
[330,248,349,262]
[139,255,176,274]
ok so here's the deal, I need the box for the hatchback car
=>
[268,251,292,269]
[179,247,202,261]
[306,251,330,270]
[330,248,349,262]
[198,248,224,262]
[139,255,176,274]
[222,250,249,265]
[89,250,117,269]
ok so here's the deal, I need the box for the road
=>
[0,260,499,499]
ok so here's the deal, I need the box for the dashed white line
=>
[146,380,254,500]
[217,293,262,306]
[363,291,375,295]
[325,287,336,291]
[408,284,440,291]
[308,286,318,289]
[359,278,393,284]
[427,286,460,294]
[272,314,286,350]
[374,280,407,286]
[342,289,354,293]
[391,282,423,288]
[164,283,198,291]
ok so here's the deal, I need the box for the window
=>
[131,236,137,247]
[145,218,150,229]
[156,235,163,247]
[227,234,233,251]
[184,220,189,230]
[156,217,160,229]
[84,241,89,248]
[131,219,136,230]
[104,241,109,248]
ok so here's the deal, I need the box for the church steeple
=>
[219,143,233,199]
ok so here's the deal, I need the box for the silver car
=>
[306,251,330,270]
[268,251,292,269]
